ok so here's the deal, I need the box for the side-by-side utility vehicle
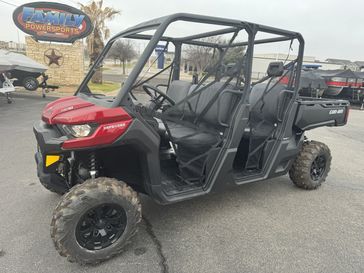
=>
[33,14,349,264]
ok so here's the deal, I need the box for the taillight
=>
[279,76,289,85]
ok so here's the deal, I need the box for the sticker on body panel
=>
[329,109,344,115]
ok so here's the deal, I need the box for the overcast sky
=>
[1,0,363,61]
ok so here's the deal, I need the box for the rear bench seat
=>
[158,80,239,180]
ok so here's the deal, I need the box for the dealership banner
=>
[13,2,93,43]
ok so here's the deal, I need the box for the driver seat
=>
[166,80,192,103]
[156,80,192,137]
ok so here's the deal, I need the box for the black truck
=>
[33,13,349,264]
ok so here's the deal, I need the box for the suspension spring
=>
[89,152,97,179]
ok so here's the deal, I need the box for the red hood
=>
[42,96,131,125]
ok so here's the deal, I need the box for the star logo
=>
[44,49,63,67]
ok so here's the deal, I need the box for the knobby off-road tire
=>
[50,177,141,264]
[289,141,332,190]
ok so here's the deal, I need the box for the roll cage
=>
[74,13,306,199]
[76,13,305,106]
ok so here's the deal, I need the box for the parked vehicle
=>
[10,69,41,91]
[296,69,364,105]
[297,70,327,97]
[33,13,349,264]
[0,50,47,90]
[317,69,362,96]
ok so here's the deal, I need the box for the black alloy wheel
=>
[310,155,326,181]
[76,204,127,250]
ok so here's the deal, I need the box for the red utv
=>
[33,14,349,264]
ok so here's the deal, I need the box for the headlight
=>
[63,124,93,138]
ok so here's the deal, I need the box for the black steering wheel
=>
[142,84,175,111]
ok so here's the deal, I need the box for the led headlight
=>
[63,124,93,138]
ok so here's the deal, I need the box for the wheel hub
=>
[310,154,326,181]
[75,204,127,250]
[96,219,106,228]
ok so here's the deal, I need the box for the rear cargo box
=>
[294,98,349,130]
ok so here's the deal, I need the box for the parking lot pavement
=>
[0,94,363,273]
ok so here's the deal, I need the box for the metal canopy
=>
[127,33,297,49]
[117,13,302,45]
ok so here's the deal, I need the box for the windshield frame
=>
[75,22,161,97]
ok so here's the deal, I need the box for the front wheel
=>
[289,141,332,190]
[51,177,141,264]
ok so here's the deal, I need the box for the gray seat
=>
[166,80,192,104]
[168,82,235,124]
[249,82,287,123]
[192,82,235,126]
[166,82,239,180]
[157,80,192,133]
[167,122,220,152]
[167,82,238,152]
[244,82,288,169]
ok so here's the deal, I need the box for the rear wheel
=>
[23,76,39,91]
[51,177,141,264]
[289,141,331,190]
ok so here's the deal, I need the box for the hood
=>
[42,96,131,125]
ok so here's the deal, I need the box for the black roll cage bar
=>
[76,13,304,107]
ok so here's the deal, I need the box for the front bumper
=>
[35,151,68,193]
[33,121,69,192]
[33,120,67,154]
[33,120,68,173]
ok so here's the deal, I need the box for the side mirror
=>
[267,62,284,77]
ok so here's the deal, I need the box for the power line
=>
[0,0,17,7]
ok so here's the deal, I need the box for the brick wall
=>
[25,36,84,86]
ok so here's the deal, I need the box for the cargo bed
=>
[294,96,350,130]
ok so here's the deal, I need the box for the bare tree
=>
[184,37,245,74]
[184,37,219,73]
[224,46,246,65]
[109,40,137,74]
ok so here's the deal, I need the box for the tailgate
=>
[294,99,349,130]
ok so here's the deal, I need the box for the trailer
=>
[0,59,16,103]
